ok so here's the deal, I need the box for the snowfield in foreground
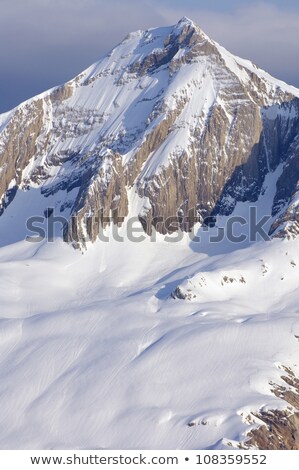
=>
[0,221,298,449]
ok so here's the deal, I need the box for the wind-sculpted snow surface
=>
[0,232,298,449]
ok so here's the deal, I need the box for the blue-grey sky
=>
[1,0,299,113]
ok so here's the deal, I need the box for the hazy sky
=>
[1,0,298,113]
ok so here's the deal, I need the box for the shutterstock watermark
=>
[25,206,272,244]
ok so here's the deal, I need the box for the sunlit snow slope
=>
[0,211,298,449]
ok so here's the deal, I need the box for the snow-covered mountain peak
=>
[171,15,203,34]
[176,15,195,26]
[0,18,299,451]
[0,18,299,247]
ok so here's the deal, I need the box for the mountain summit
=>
[0,18,299,246]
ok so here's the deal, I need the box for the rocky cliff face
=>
[0,17,299,246]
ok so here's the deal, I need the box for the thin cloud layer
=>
[0,0,298,112]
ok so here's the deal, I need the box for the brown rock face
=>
[245,410,299,450]
[269,132,299,238]
[66,153,129,246]
[243,368,299,450]
[0,17,298,246]
[0,99,45,213]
